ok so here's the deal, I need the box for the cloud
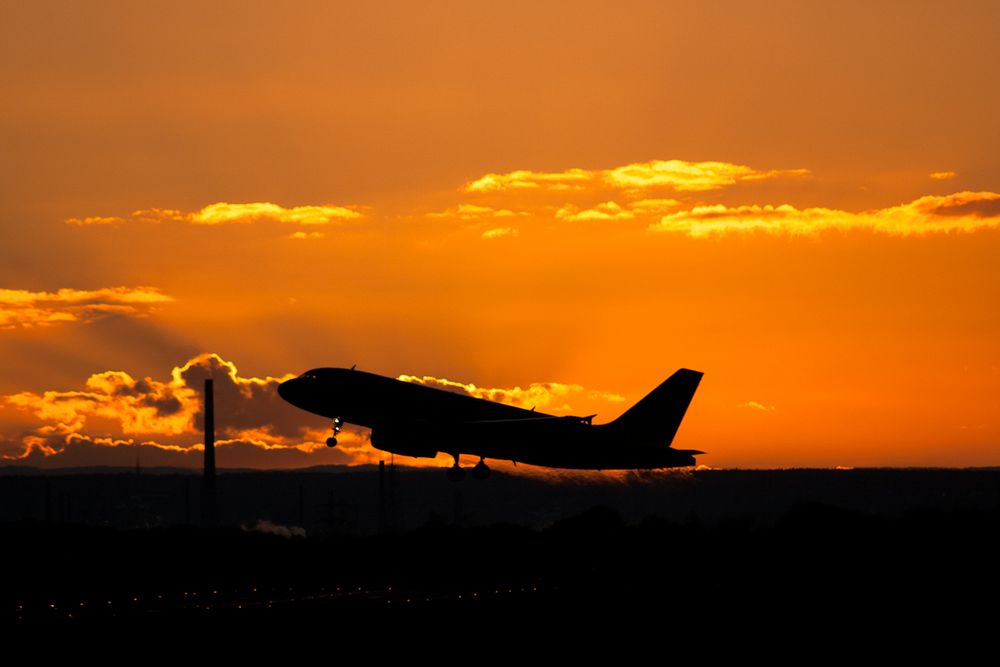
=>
[426,203,527,220]
[1,353,305,464]
[66,202,363,226]
[65,208,189,225]
[0,286,173,330]
[0,430,198,464]
[463,159,809,194]
[555,201,635,222]
[464,168,594,193]
[921,191,1000,218]
[481,227,518,239]
[0,429,364,469]
[547,198,680,226]
[397,374,625,412]
[425,204,527,239]
[191,203,361,225]
[451,198,680,236]
[243,519,306,538]
[64,215,135,225]
[739,401,776,412]
[650,191,1000,237]
[604,161,809,192]
[627,199,682,214]
[929,171,957,180]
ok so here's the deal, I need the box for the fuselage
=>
[278,367,701,469]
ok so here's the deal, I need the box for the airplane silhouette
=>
[278,367,703,480]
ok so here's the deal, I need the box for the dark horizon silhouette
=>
[4,465,1000,629]
[4,466,998,532]
[4,467,1000,628]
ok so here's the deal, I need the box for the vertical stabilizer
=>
[608,369,703,445]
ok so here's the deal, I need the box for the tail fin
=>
[608,369,703,445]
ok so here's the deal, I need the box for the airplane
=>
[278,367,704,481]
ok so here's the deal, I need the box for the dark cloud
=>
[928,197,1000,218]
[1,352,327,466]
[177,354,314,438]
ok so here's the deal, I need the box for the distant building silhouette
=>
[378,460,387,534]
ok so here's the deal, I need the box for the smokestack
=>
[204,378,216,482]
[201,378,217,527]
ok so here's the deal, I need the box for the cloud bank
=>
[397,374,624,412]
[66,202,362,226]
[0,287,173,330]
[464,159,809,194]
[2,355,625,468]
[651,191,1000,237]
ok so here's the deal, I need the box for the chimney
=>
[204,378,216,481]
[201,378,217,527]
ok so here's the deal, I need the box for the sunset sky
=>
[2,1,998,470]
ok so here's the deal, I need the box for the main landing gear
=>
[326,416,343,447]
[472,458,491,480]
[446,454,491,482]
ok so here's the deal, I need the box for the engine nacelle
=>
[370,426,438,459]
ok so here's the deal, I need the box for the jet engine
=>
[370,425,438,459]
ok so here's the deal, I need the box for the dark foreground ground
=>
[3,467,999,632]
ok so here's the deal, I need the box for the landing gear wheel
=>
[446,465,466,482]
[471,459,491,480]
[326,417,343,447]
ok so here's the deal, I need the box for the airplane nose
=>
[277,377,300,404]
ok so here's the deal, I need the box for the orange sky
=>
[2,2,998,469]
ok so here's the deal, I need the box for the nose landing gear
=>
[326,416,344,447]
